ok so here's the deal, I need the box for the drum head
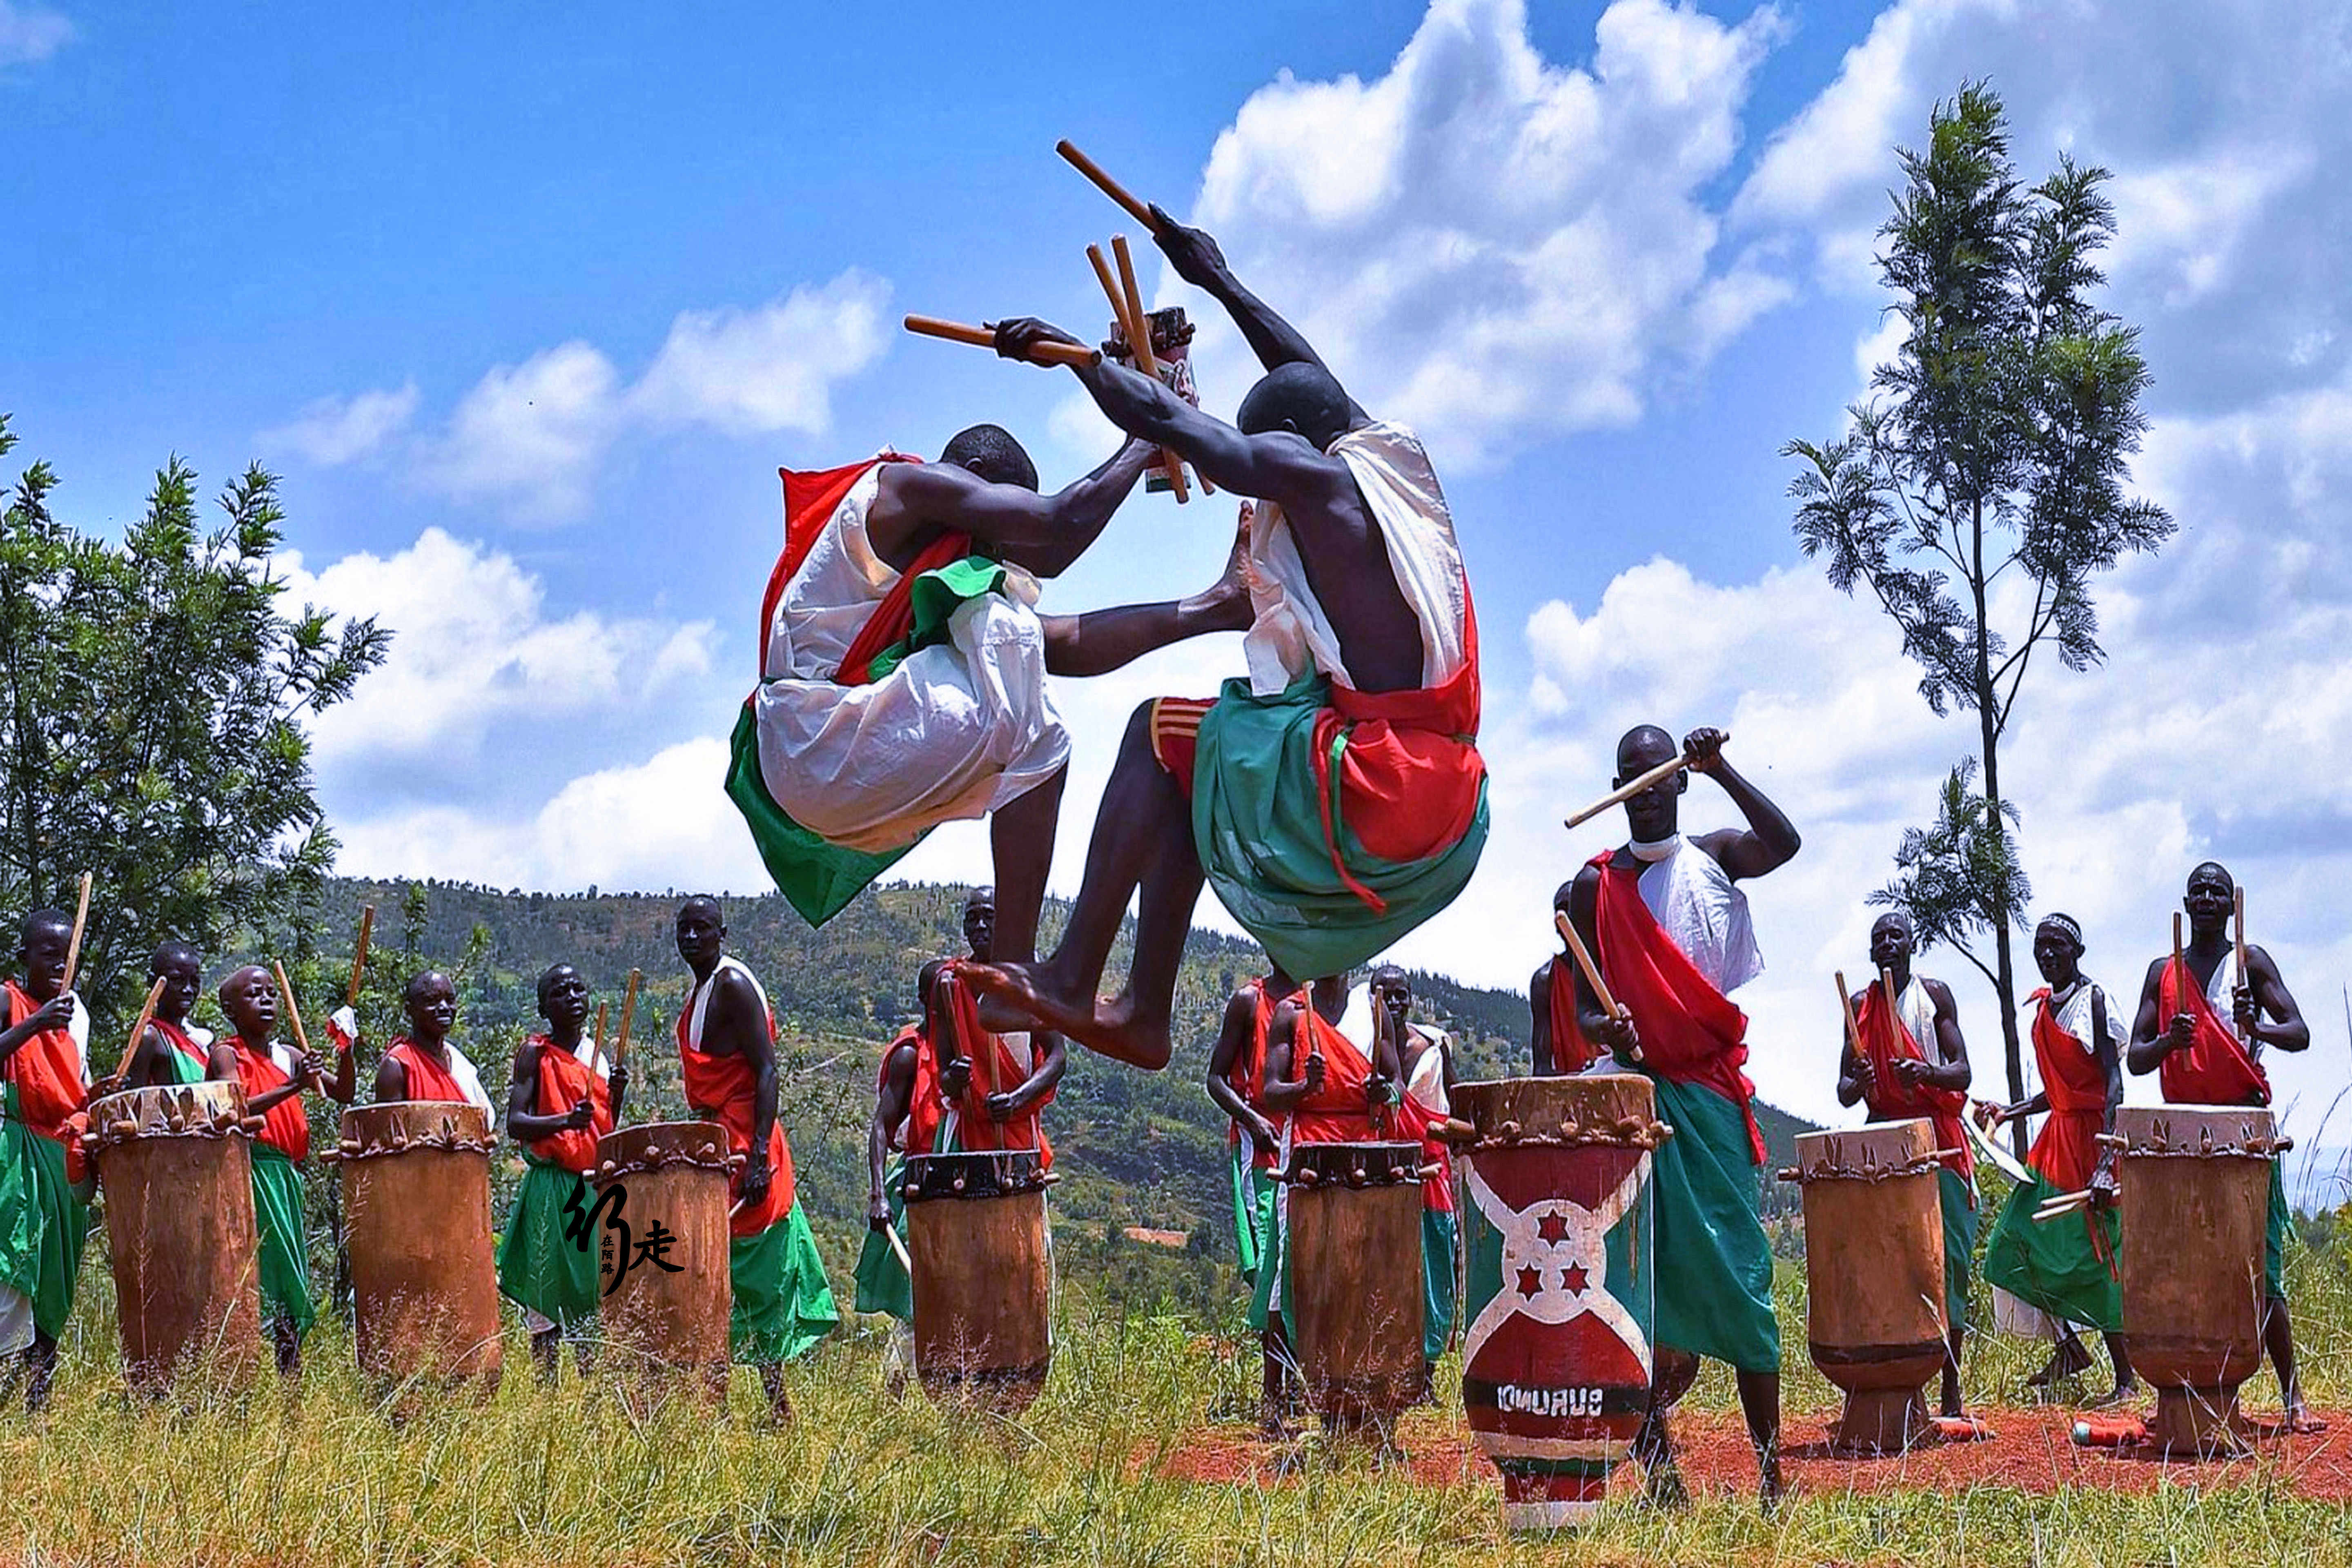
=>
[905,1149,1045,1203]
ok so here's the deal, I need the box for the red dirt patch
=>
[1143,1403,2352,1501]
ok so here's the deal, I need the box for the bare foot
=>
[2084,1383,2138,1411]
[1759,1457,1787,1514]
[962,963,1171,1069]
[1643,1459,1691,1511]
[2286,1405,2330,1434]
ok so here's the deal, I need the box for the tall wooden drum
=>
[592,1121,733,1403]
[1283,1139,1424,1431]
[336,1102,503,1392]
[1453,1076,1662,1530]
[1789,1119,1947,1454]
[2117,1105,2280,1456]
[904,1149,1052,1412]
[91,1081,264,1396]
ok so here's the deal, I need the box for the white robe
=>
[751,464,1069,853]
[1632,837,1763,997]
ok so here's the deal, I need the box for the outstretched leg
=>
[968,702,1203,1068]
[1038,512,1250,679]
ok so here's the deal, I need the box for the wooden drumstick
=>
[2233,885,2250,1038]
[1087,243,1143,356]
[613,969,640,1069]
[1561,737,1726,831]
[272,961,320,1084]
[884,1220,914,1277]
[1880,967,1905,1045]
[903,315,1102,370]
[59,871,91,996]
[2172,909,2183,983]
[109,976,169,1084]
[346,904,375,1009]
[592,1001,610,1064]
[1556,910,1641,1063]
[1833,970,1864,1058]
[1055,139,1161,232]
[1111,235,1190,503]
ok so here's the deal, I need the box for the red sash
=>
[1289,1002,1379,1147]
[523,1036,612,1173]
[153,1018,214,1079]
[2027,989,2108,1190]
[1,980,85,1138]
[2156,956,2269,1106]
[1545,957,1597,1075]
[386,1038,470,1106]
[757,454,970,687]
[230,1037,310,1160]
[1578,855,1762,1162]
[677,987,797,1237]
[926,964,1054,1167]
[1223,978,1283,1169]
[1854,982,1973,1182]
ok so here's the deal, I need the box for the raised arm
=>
[869,437,1154,579]
[1685,728,1801,880]
[1150,209,1369,425]
[1836,1019,1871,1108]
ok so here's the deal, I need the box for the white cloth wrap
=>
[752,465,1068,853]
[1633,838,1763,998]
[1404,1025,1451,1118]
[1241,423,1468,696]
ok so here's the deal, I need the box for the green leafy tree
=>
[1782,83,2174,1110]
[0,415,390,1029]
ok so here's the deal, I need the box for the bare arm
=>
[1836,1029,1870,1108]
[869,438,1154,579]
[372,1053,408,1105]
[1260,1002,1324,1114]
[991,1029,1066,1120]
[1686,729,1801,881]
[1893,979,1971,1093]
[2125,956,2173,1076]
[1149,208,1369,424]
[2239,947,2310,1054]
[1529,962,1556,1077]
[0,993,74,1068]
[868,1040,916,1226]
[506,1039,588,1142]
[711,973,780,1201]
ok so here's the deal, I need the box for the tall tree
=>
[1782,84,2174,1111]
[0,415,390,1027]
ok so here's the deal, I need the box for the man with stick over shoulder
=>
[1552,724,1799,1508]
[2126,862,2317,1430]
[0,907,94,1407]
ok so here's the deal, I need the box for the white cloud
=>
[1174,0,1791,467]
[423,342,624,523]
[630,271,889,437]
[258,382,420,467]
[282,526,717,766]
[0,0,72,67]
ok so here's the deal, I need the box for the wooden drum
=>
[1282,1139,1425,1431]
[592,1121,733,1403]
[2117,1105,2281,1455]
[334,1102,503,1392]
[904,1149,1053,1412]
[1453,1076,1663,1530]
[91,1081,264,1396]
[1788,1119,1947,1454]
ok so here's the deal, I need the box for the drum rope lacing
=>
[2097,1124,2294,1159]
[595,1134,738,1183]
[1776,1148,1960,1184]
[1440,1114,1675,1154]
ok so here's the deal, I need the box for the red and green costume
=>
[227,1036,321,1339]
[151,1018,213,1085]
[1983,989,2121,1332]
[495,1037,614,1331]
[1222,978,1283,1287]
[0,982,89,1339]
[2157,957,2287,1296]
[1853,980,1977,1333]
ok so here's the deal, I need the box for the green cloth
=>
[1939,1165,1977,1336]
[730,1199,841,1363]
[1247,1186,1287,1337]
[1230,1147,1275,1288]
[853,1156,913,1321]
[496,1157,599,1330]
[249,1144,317,1338]
[1190,671,1488,982]
[1647,1075,1780,1373]
[725,554,1009,927]
[2265,1157,2289,1299]
[0,1089,89,1339]
[1982,1171,2122,1334]
[159,1049,206,1086]
[1421,1207,1457,1363]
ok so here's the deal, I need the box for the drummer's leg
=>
[1633,1349,1700,1508]
[760,1361,793,1422]
[23,1330,56,1412]
[1941,1321,1964,1416]
[271,1316,302,1376]
[2091,1331,2138,1406]
[2263,1298,2318,1428]
[529,1326,561,1381]
[1735,1367,1783,1508]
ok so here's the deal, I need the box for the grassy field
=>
[7,1231,2351,1568]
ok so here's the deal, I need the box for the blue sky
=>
[7,0,2350,1151]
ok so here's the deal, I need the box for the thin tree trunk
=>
[1969,499,2028,1156]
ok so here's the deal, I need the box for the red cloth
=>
[1,980,85,1138]
[229,1036,310,1160]
[1577,854,1762,1163]
[1222,978,1283,1169]
[2026,989,2109,1190]
[522,1036,613,1174]
[153,1018,214,1079]
[1288,1001,1380,1147]
[385,1038,470,1106]
[2156,956,2270,1107]
[925,963,1054,1166]
[61,1111,89,1186]
[1854,981,1974,1182]
[1544,958,1598,1075]
[676,985,797,1237]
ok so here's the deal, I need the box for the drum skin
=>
[592,1121,732,1402]
[1796,1119,1946,1454]
[92,1082,264,1396]
[1285,1139,1424,1428]
[2117,1104,2275,1454]
[1455,1075,1658,1530]
[905,1149,1051,1412]
[338,1102,503,1392]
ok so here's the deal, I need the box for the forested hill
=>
[310,877,1816,1252]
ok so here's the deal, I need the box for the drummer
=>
[371,971,497,1111]
[105,940,217,1090]
[2125,863,2318,1430]
[1203,959,1298,1433]
[497,963,623,1380]
[1833,912,1975,1419]
[675,897,840,1419]
[1373,965,1458,1397]
[0,908,93,1409]
[857,889,1064,1330]
[1555,724,1799,1508]
[1980,915,2136,1406]
[214,963,354,1373]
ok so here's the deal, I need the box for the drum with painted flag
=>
[1454,1075,1662,1531]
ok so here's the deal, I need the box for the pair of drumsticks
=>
[904,143,1200,500]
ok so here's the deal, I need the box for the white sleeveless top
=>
[1634,837,1762,996]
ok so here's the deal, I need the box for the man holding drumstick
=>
[1554,724,1800,1509]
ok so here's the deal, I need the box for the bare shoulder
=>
[1923,977,1959,1013]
